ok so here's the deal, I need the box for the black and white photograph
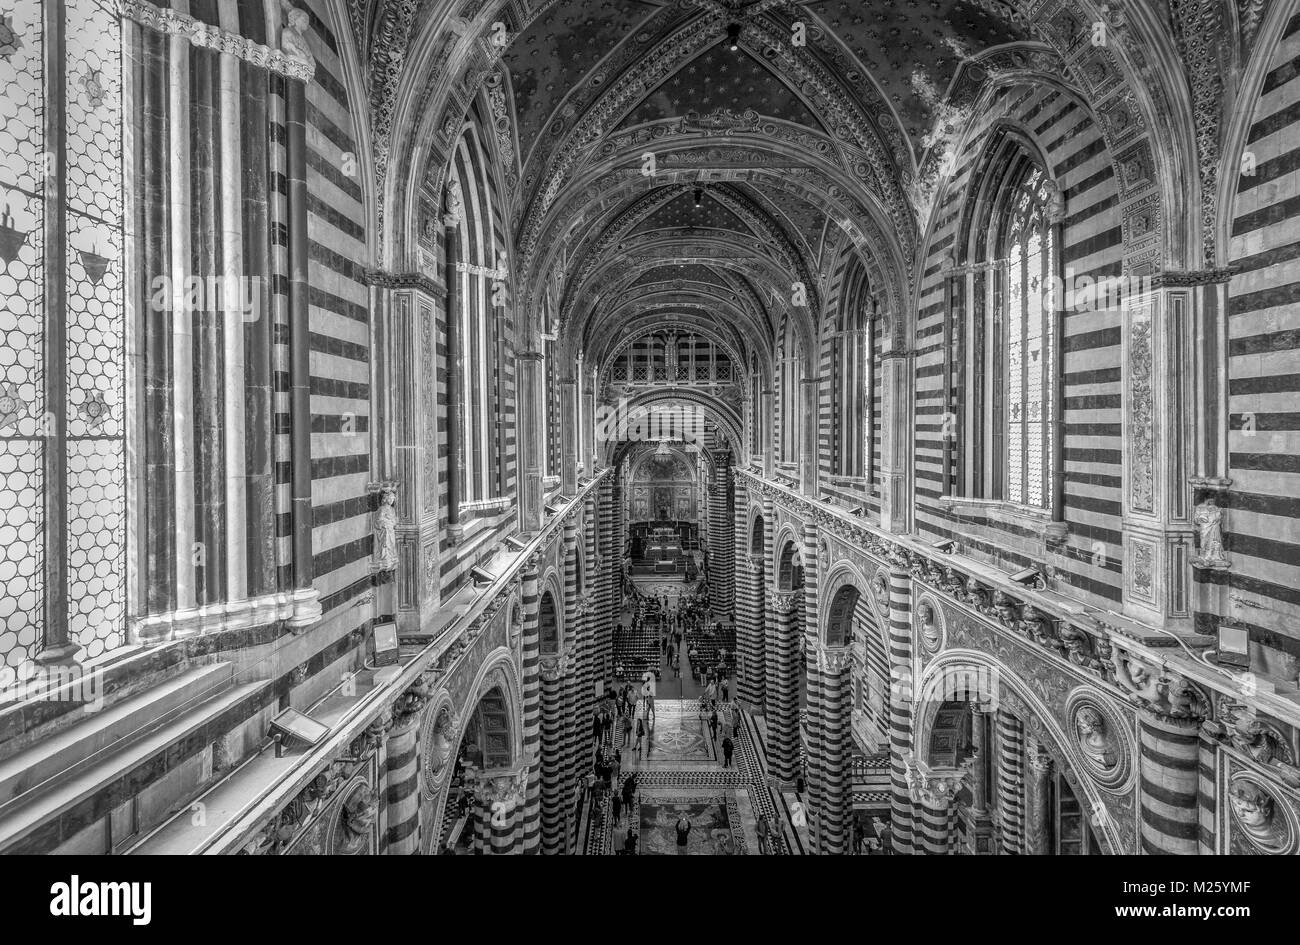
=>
[0,0,1293,922]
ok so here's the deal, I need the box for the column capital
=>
[813,645,852,673]
[905,758,967,808]
[539,654,568,681]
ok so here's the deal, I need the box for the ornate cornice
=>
[120,0,316,81]
[365,268,441,295]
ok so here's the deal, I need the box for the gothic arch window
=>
[778,317,801,466]
[539,590,559,655]
[749,352,760,457]
[449,114,505,504]
[832,259,874,481]
[961,137,1062,514]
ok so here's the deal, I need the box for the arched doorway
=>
[437,684,522,854]
[913,666,1113,856]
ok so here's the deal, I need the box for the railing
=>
[735,468,1300,731]
[196,469,611,854]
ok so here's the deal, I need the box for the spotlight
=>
[727,22,741,51]
[1009,566,1045,588]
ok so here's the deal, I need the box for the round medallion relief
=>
[1228,773,1299,855]
[914,594,944,656]
[1064,689,1135,794]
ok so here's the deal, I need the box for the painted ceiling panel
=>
[631,263,730,289]
[504,0,661,164]
[630,190,754,237]
[801,0,1030,155]
[615,45,827,132]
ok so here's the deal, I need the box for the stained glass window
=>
[0,0,125,688]
[997,165,1056,509]
[65,0,125,660]
[0,0,46,685]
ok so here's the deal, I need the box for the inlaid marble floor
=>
[590,698,791,854]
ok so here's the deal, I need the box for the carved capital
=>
[905,758,967,809]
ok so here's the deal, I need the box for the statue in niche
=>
[336,786,376,854]
[1192,501,1228,567]
[375,486,398,571]
[1075,705,1118,772]
[278,0,315,70]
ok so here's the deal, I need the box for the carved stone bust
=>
[335,785,376,854]
[1227,778,1290,853]
[1075,705,1118,772]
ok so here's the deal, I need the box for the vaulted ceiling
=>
[484,0,1045,396]
[364,0,1053,437]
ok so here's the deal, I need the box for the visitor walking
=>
[708,708,719,742]
[756,815,770,855]
[635,716,645,755]
[675,814,691,854]
[721,735,734,767]
[611,792,622,825]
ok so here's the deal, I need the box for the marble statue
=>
[279,1,315,69]
[375,486,398,571]
[1193,501,1227,566]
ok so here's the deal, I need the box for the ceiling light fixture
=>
[727,22,741,51]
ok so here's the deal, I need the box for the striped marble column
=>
[736,555,765,711]
[1138,708,1201,854]
[710,461,733,615]
[612,478,625,626]
[472,799,491,854]
[582,491,599,724]
[1198,722,1218,855]
[996,708,1025,854]
[560,524,582,851]
[804,648,825,851]
[886,566,916,854]
[519,560,543,853]
[732,481,758,708]
[766,591,801,782]
[906,760,966,854]
[284,64,316,628]
[539,654,565,854]
[480,776,526,855]
[384,705,422,855]
[1024,738,1053,855]
[800,521,819,787]
[598,479,617,687]
[815,648,852,854]
[561,638,580,851]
